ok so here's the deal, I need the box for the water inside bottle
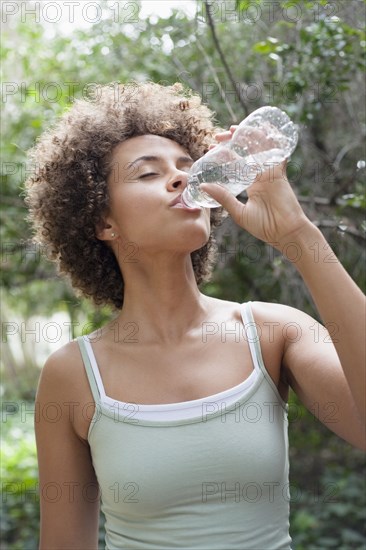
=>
[182,106,298,209]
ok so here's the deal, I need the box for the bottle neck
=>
[181,175,200,208]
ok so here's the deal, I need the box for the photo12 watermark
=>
[1,319,140,344]
[196,0,341,24]
[200,80,340,105]
[2,479,140,504]
[1,81,141,105]
[1,1,141,25]
[201,479,340,503]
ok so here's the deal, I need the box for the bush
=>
[0,404,39,549]
[288,392,366,548]
[290,466,366,549]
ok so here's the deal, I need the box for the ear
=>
[96,216,118,242]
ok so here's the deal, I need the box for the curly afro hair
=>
[24,81,227,310]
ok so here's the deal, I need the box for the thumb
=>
[200,183,244,226]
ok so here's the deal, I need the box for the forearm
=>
[39,511,100,550]
[280,222,366,423]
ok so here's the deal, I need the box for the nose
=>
[166,167,189,192]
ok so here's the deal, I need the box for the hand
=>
[202,127,311,249]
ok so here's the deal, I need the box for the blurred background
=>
[1,0,365,548]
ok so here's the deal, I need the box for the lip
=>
[169,193,202,212]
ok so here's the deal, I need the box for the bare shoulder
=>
[36,339,94,440]
[251,299,323,345]
[39,339,87,396]
[249,300,318,340]
[208,296,311,323]
[250,300,312,322]
[244,300,314,399]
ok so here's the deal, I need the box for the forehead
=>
[111,134,189,163]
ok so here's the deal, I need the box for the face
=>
[99,135,211,256]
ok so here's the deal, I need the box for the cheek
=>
[109,187,211,247]
[111,192,164,242]
[109,188,153,223]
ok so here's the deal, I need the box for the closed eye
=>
[139,172,158,179]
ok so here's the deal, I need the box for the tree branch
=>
[204,0,249,118]
[195,38,237,121]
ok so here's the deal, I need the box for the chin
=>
[178,235,210,255]
[179,224,210,248]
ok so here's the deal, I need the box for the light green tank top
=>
[77,302,292,549]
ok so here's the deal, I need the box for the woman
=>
[26,82,365,549]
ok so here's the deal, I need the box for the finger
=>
[214,131,233,142]
[214,125,239,141]
[251,158,287,185]
[200,183,244,226]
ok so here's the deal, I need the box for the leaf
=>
[236,0,262,10]
[253,41,276,54]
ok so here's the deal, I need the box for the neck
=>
[113,251,211,344]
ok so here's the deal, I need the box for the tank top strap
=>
[76,335,103,405]
[240,301,288,409]
[240,301,266,377]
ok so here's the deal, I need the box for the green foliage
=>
[288,391,366,548]
[1,1,365,547]
[290,467,366,548]
[253,13,365,120]
[1,408,39,549]
[236,0,262,11]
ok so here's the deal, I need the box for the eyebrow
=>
[126,155,193,169]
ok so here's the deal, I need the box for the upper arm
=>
[252,301,366,451]
[35,343,100,549]
[279,305,366,451]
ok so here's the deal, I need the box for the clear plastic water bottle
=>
[181,106,298,209]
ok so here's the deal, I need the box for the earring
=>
[111,232,116,238]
